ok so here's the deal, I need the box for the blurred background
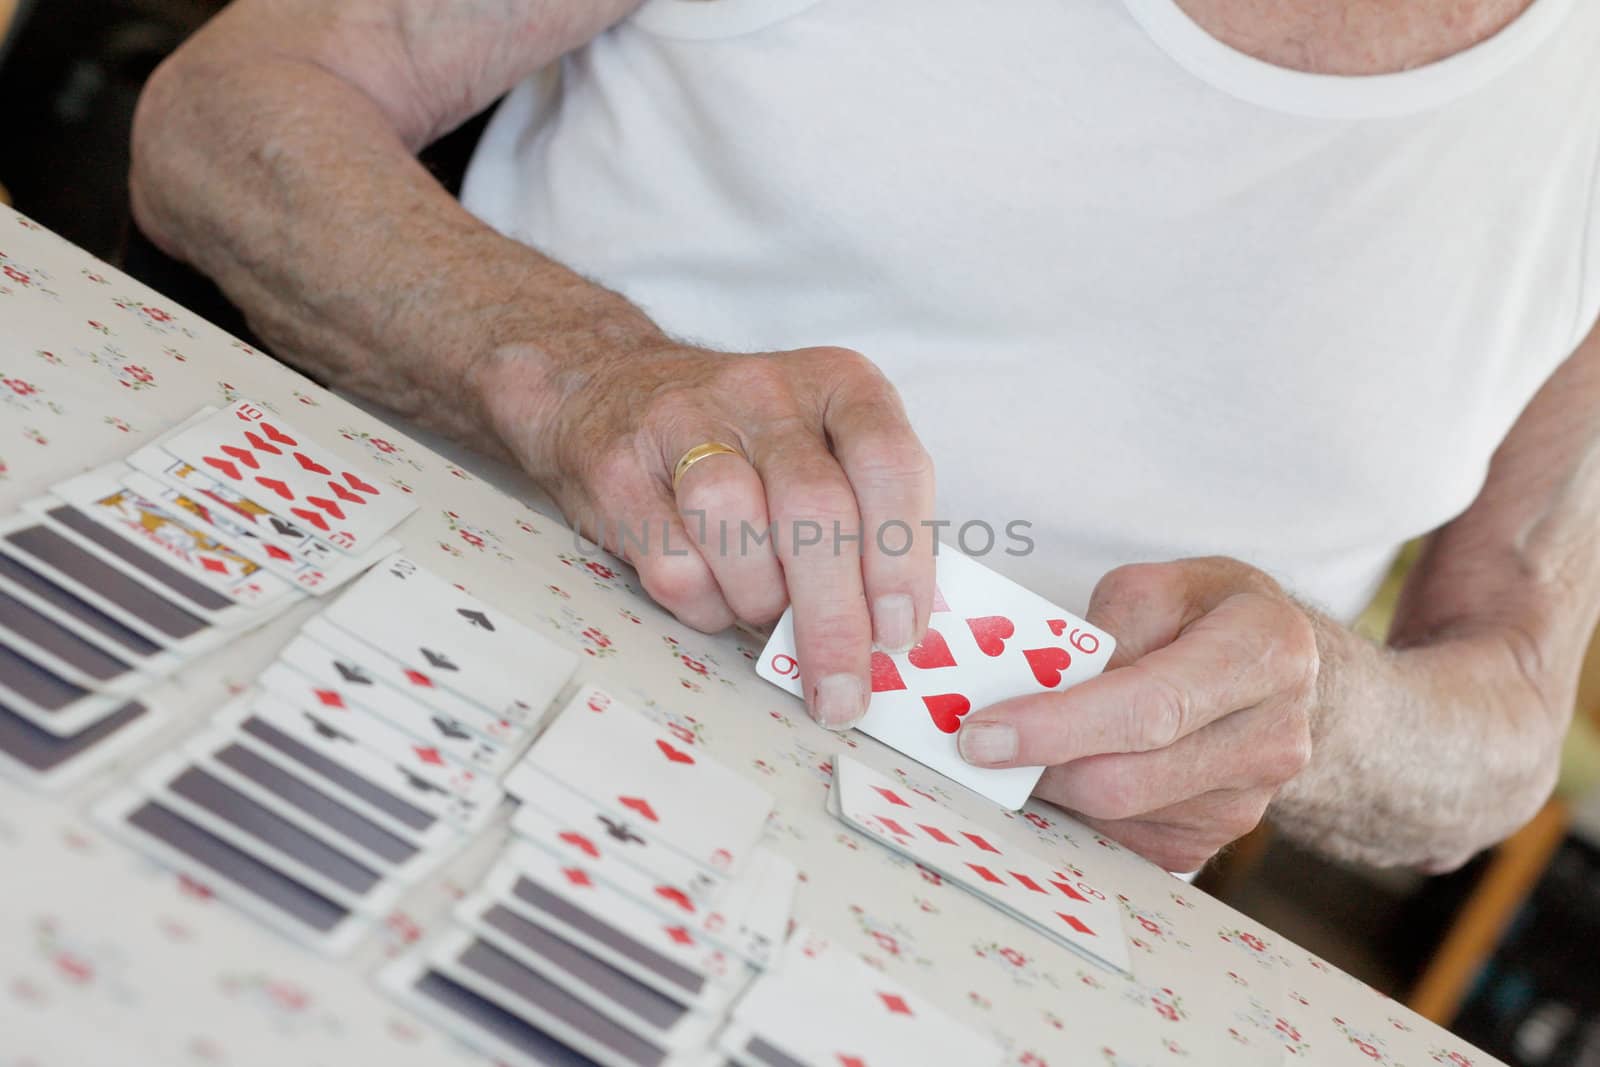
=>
[4,3,1600,1062]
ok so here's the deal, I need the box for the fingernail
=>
[958,722,1017,766]
[873,593,916,653]
[813,673,866,730]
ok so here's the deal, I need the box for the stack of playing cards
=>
[758,550,1117,810]
[719,926,1005,1067]
[93,554,580,954]
[379,685,797,1067]
[0,401,417,791]
[829,754,1132,975]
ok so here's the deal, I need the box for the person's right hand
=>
[489,342,938,730]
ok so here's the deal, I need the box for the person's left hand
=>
[956,557,1321,872]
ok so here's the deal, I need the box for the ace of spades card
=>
[757,549,1115,809]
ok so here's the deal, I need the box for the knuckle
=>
[636,552,718,612]
[1263,711,1313,783]
[1130,670,1188,750]
[771,476,859,529]
[848,433,935,488]
[1090,562,1175,616]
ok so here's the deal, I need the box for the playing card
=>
[0,585,150,697]
[0,552,181,676]
[729,926,1004,1067]
[164,399,414,553]
[44,466,300,608]
[277,629,522,764]
[474,843,752,1012]
[183,726,450,884]
[301,615,536,738]
[756,549,1116,809]
[460,896,718,1051]
[376,954,605,1067]
[504,686,774,880]
[0,514,239,658]
[94,787,369,955]
[139,752,402,916]
[0,699,162,792]
[0,640,136,737]
[121,454,397,593]
[429,928,710,1067]
[243,683,505,822]
[25,503,263,626]
[322,555,578,723]
[208,696,464,848]
[258,657,507,779]
[510,783,794,967]
[831,755,1131,973]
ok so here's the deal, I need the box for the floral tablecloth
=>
[0,205,1497,1067]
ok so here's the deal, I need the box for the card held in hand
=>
[756,549,1115,809]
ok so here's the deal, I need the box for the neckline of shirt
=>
[1116,0,1574,119]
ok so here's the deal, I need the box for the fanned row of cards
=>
[0,400,419,791]
[828,753,1132,975]
[757,550,1117,809]
[94,555,579,953]
[380,684,805,1066]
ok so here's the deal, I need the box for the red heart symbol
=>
[870,652,906,693]
[294,451,331,476]
[1048,619,1068,637]
[265,545,292,562]
[220,444,260,469]
[922,693,971,734]
[290,507,329,532]
[308,495,346,520]
[243,430,282,455]
[261,421,298,446]
[256,477,293,500]
[403,669,433,688]
[620,796,659,822]
[907,628,956,670]
[1023,646,1073,688]
[329,481,360,503]
[344,472,379,495]
[967,616,1015,657]
[313,688,344,708]
[203,457,241,481]
[558,831,599,858]
[656,739,696,765]
[655,885,695,913]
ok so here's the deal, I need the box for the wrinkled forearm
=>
[129,11,661,463]
[1270,613,1568,870]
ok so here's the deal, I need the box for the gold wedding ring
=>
[671,441,743,492]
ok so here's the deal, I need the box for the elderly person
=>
[129,0,1600,872]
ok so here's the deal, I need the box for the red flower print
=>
[1138,916,1161,933]
[3,377,36,396]
[1240,932,1266,951]
[581,627,611,649]
[681,655,708,675]
[668,723,694,745]
[460,530,484,548]
[1153,999,1179,1022]
[1445,1054,1471,1066]
[1024,811,1051,829]
[267,981,308,1011]
[872,932,900,956]
[126,365,153,384]
[54,952,94,984]
[999,947,1026,967]
[1276,1020,1301,1041]
[142,306,174,323]
[585,561,617,580]
[3,265,29,284]
[372,438,397,453]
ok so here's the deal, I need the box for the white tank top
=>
[461,0,1600,622]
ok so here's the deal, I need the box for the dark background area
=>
[3,2,1598,1062]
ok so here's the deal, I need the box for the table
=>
[0,204,1499,1067]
